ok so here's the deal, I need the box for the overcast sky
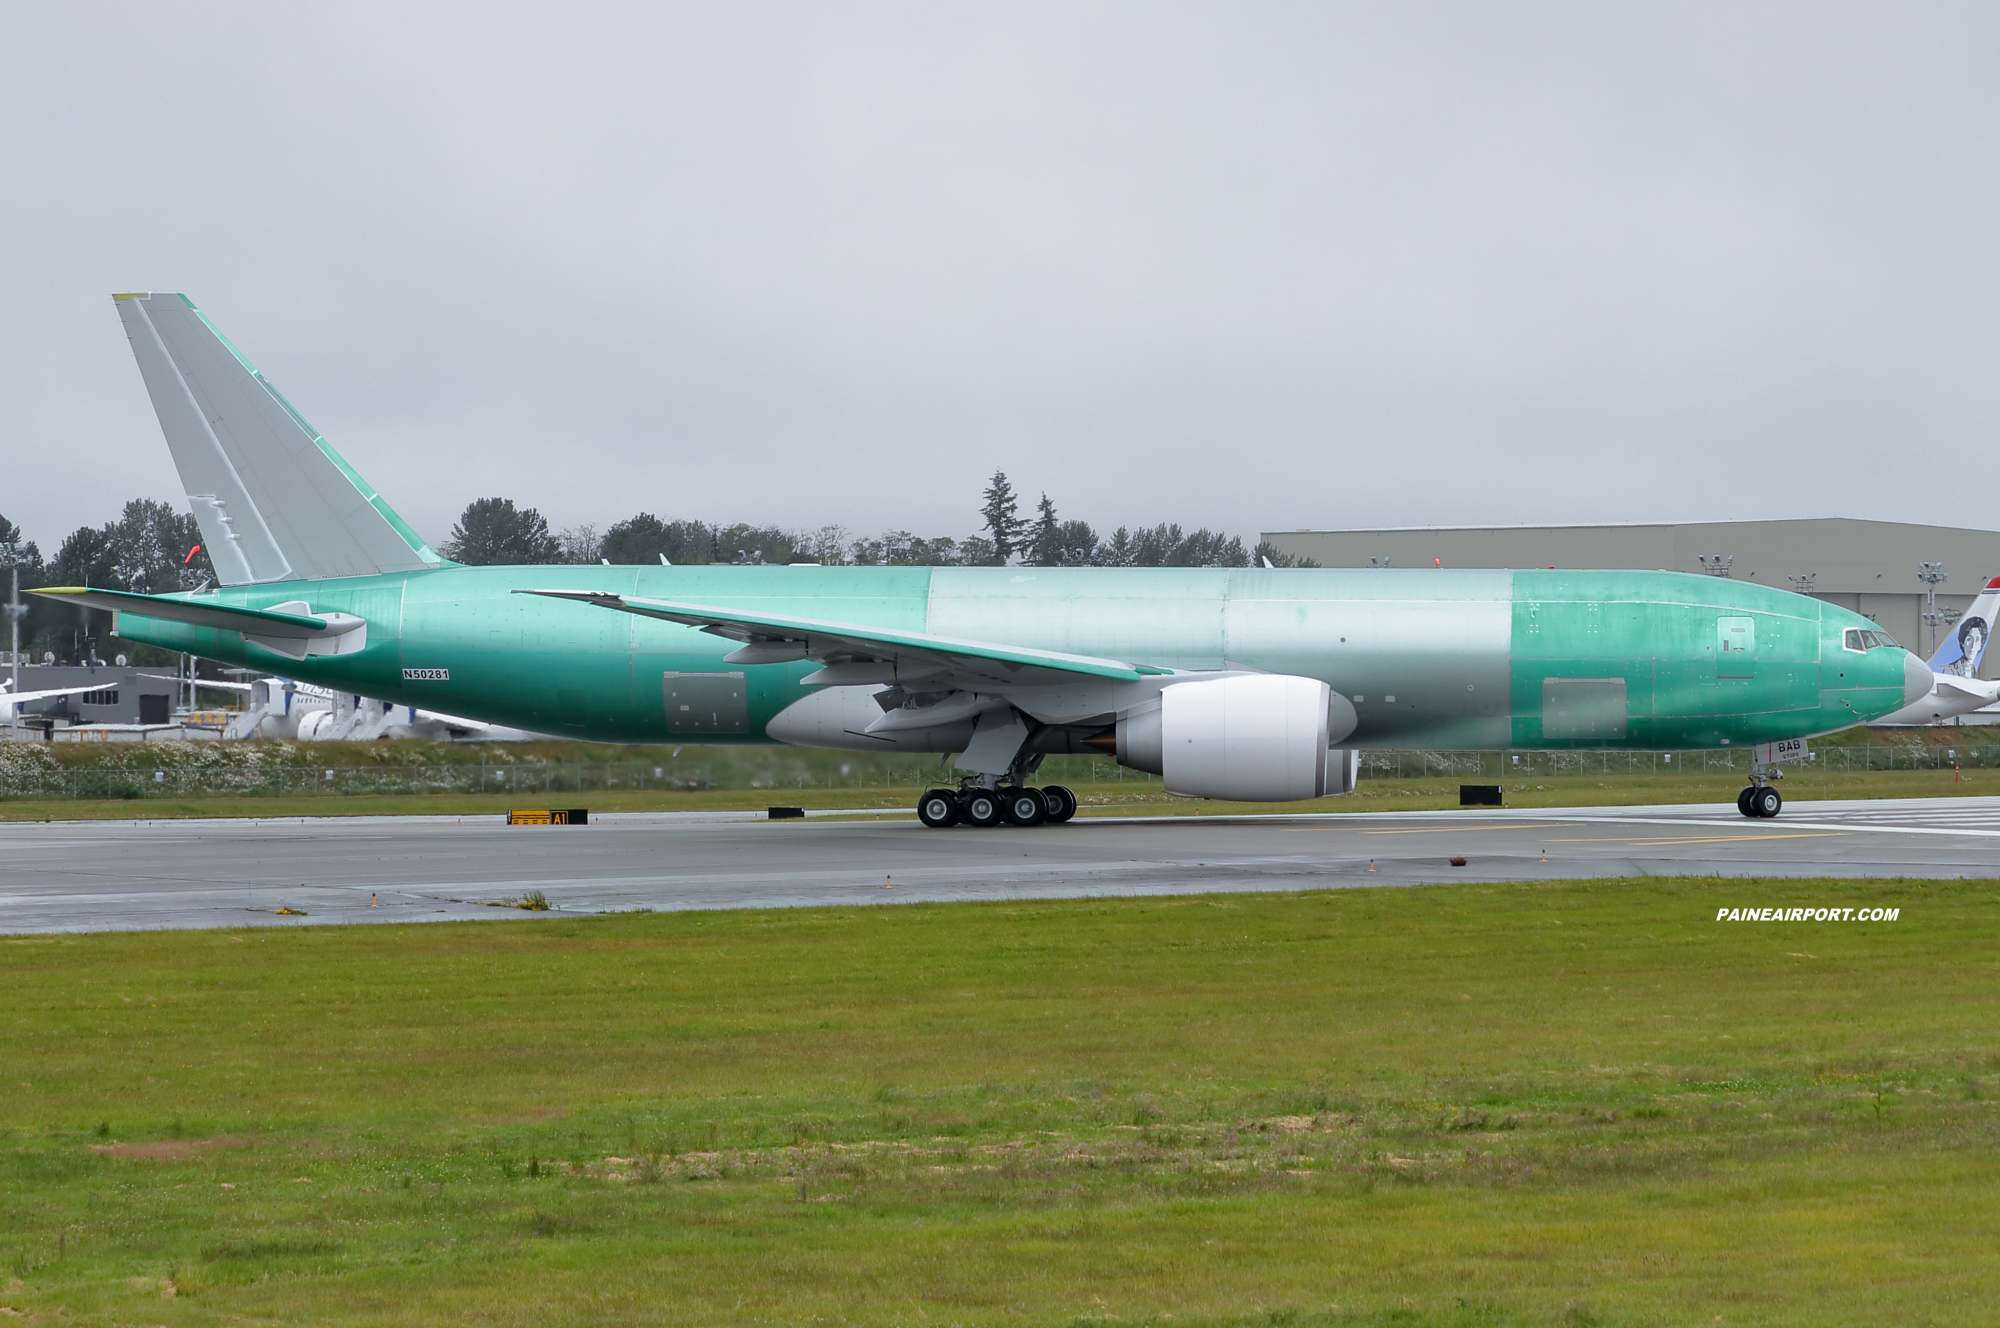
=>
[4,3,1997,555]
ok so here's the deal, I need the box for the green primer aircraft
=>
[34,293,1929,825]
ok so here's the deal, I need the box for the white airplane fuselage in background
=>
[1874,575,2000,726]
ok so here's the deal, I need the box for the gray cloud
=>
[4,3,1998,555]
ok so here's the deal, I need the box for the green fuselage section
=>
[110,565,1910,749]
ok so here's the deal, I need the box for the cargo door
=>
[1541,677,1628,740]
[662,671,748,735]
[1716,617,1756,678]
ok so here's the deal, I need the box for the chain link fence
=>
[0,744,1986,803]
[1359,746,1990,780]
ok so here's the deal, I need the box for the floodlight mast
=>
[1919,561,1949,655]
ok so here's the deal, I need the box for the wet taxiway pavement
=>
[5,796,1997,934]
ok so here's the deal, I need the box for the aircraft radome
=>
[34,293,1930,824]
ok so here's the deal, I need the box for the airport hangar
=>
[1262,517,2000,679]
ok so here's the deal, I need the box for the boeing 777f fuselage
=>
[101,561,1920,752]
[36,292,1930,824]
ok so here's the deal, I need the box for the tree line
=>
[3,474,1309,664]
[442,471,1313,570]
[2,502,214,666]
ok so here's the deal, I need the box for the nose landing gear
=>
[1738,759,1784,819]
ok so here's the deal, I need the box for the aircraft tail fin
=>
[1928,576,2000,677]
[112,292,440,585]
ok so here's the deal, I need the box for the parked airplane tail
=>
[1927,576,2000,678]
[112,292,441,586]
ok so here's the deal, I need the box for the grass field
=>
[4,877,1997,1325]
[0,761,1994,821]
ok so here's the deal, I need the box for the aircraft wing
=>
[517,590,1174,689]
[138,673,257,693]
[30,587,367,660]
[0,681,135,715]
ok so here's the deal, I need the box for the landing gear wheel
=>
[1040,784,1077,823]
[1737,786,1757,818]
[1001,787,1047,826]
[961,790,1002,827]
[917,789,961,828]
[1750,786,1783,819]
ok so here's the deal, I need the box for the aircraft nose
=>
[1904,651,1934,706]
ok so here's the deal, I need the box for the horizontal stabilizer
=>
[113,292,440,585]
[517,590,1173,688]
[31,587,368,660]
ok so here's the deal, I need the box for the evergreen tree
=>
[1026,493,1060,565]
[979,471,1025,564]
[441,498,563,565]
[0,514,43,581]
[1026,495,1099,566]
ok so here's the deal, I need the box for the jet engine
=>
[1116,674,1358,802]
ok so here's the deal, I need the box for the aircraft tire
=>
[917,789,961,828]
[961,791,1003,827]
[1001,787,1047,826]
[1737,787,1756,818]
[1751,786,1783,818]
[1041,785,1077,823]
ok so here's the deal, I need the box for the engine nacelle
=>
[1117,674,1357,802]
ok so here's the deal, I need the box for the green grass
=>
[5,878,1998,1324]
[0,761,1994,821]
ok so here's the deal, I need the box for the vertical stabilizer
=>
[1930,576,2000,678]
[113,292,440,585]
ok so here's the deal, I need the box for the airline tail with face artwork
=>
[1927,576,2000,678]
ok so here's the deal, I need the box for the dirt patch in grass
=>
[90,1135,254,1160]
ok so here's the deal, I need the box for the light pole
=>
[1698,555,1734,577]
[1,538,24,740]
[1919,562,1949,655]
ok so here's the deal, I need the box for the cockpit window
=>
[1844,628,1898,651]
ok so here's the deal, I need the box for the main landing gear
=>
[917,784,1078,829]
